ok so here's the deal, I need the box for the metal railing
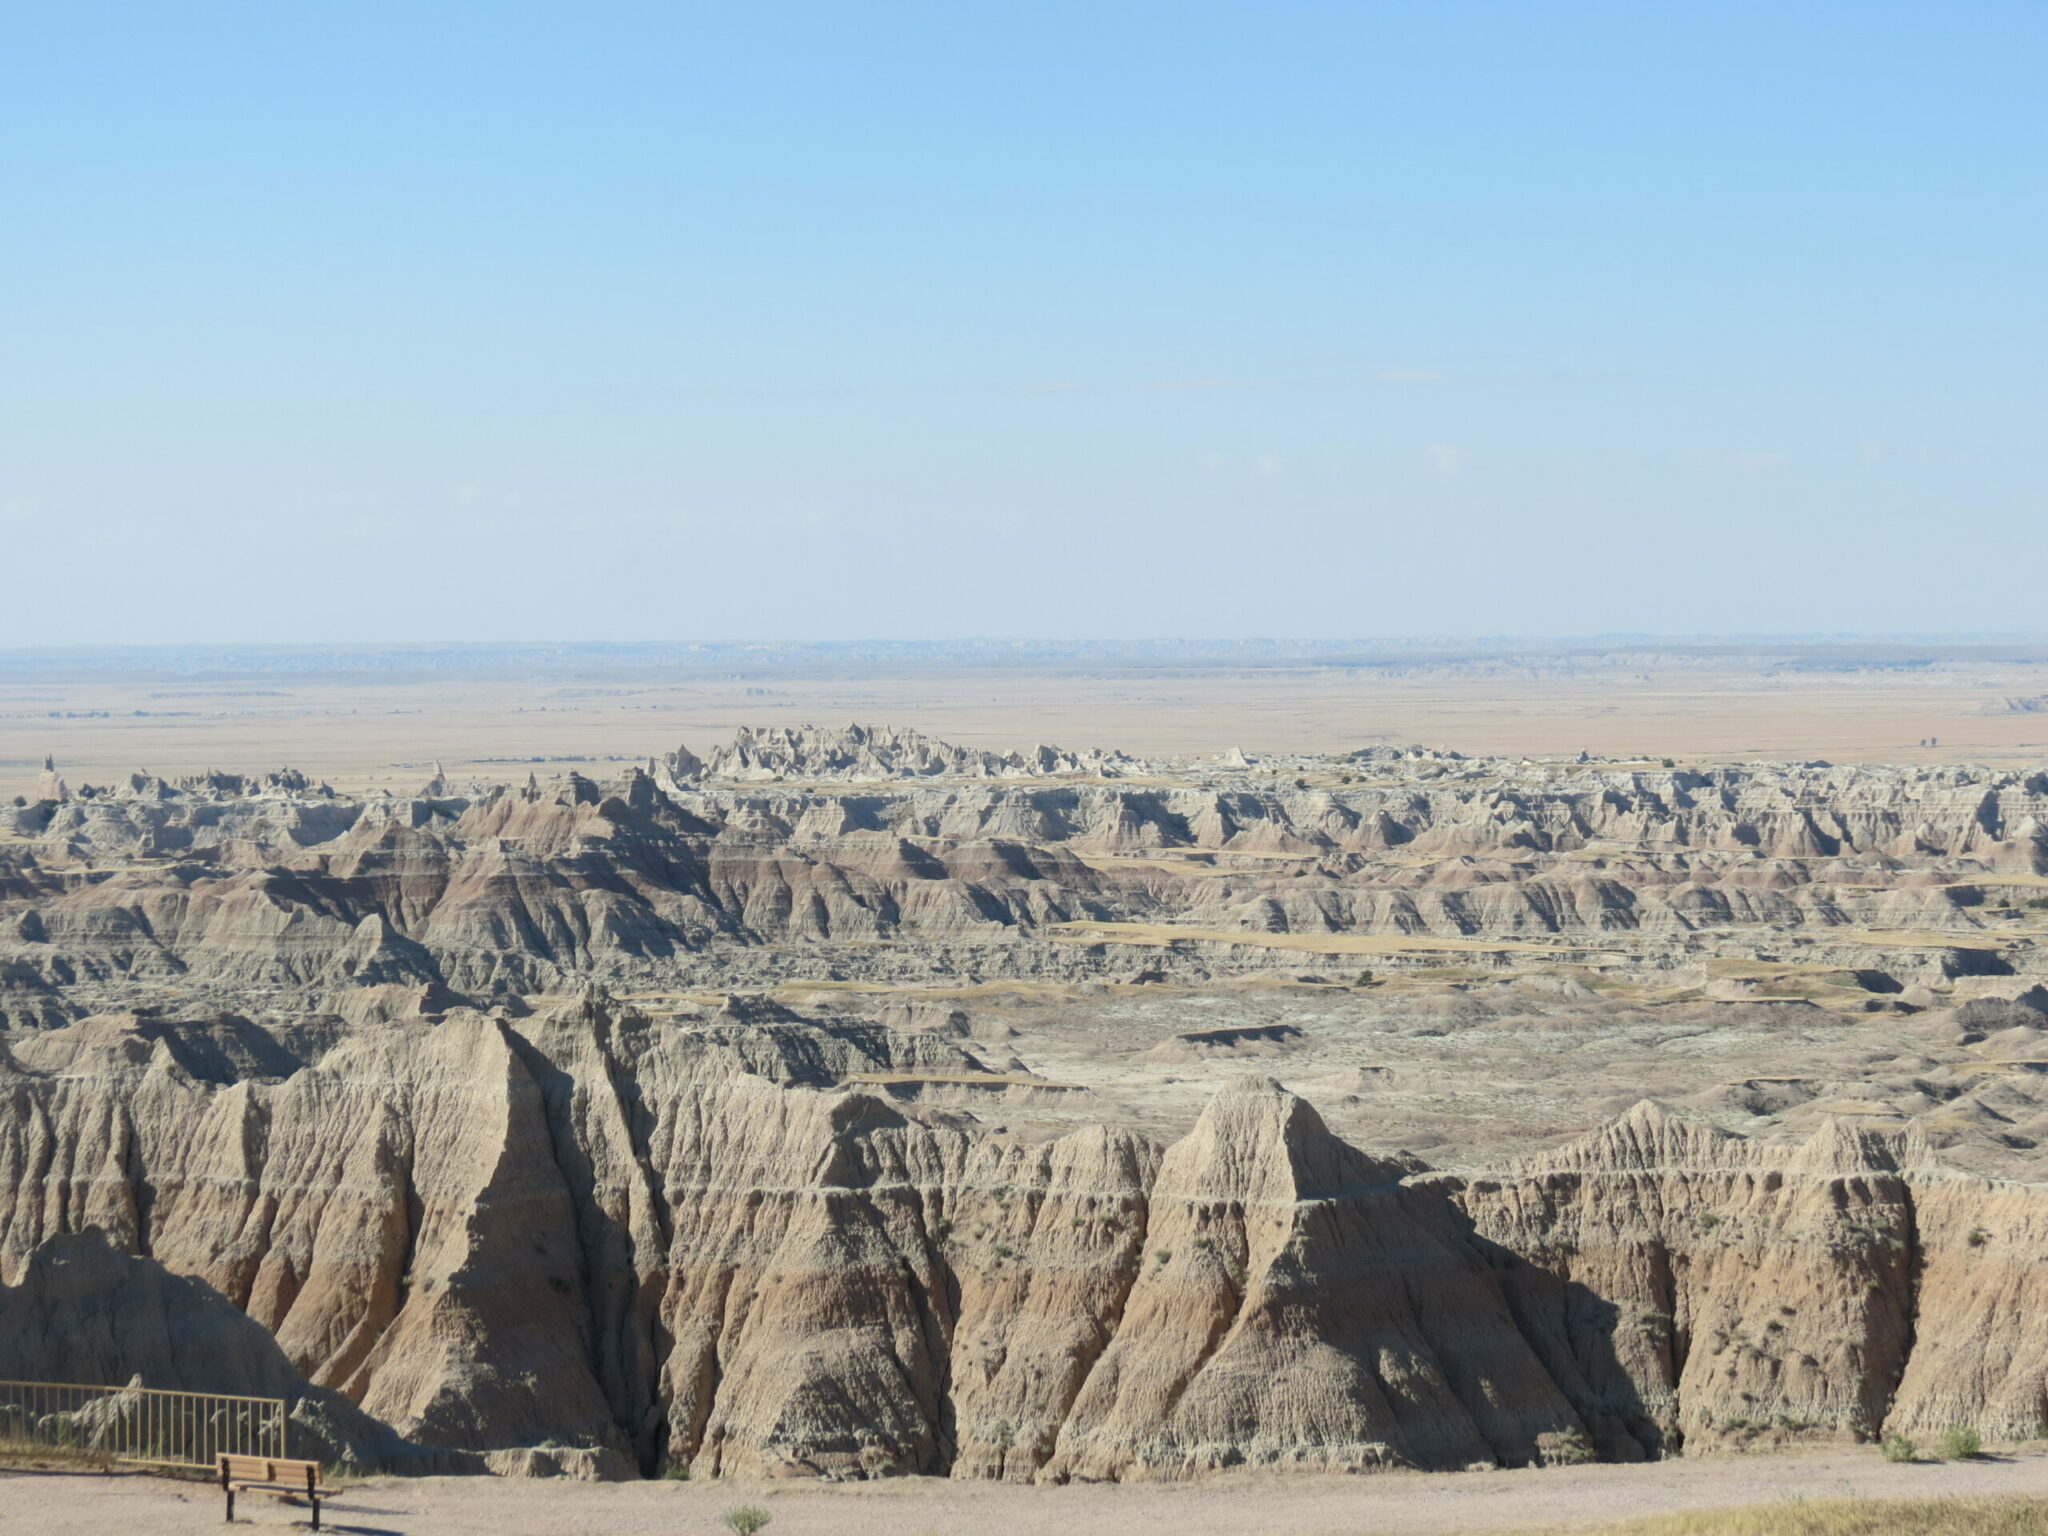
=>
[0,1380,286,1470]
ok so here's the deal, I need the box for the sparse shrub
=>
[1355,970,1375,987]
[724,1505,773,1535]
[1661,758,1675,769]
[1548,1427,1595,1465]
[1941,1426,1983,1459]
[1882,1432,1919,1463]
[1968,1228,1989,1247]
[661,1459,691,1480]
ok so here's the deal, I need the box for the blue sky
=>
[2,3,2041,643]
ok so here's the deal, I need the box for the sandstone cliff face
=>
[1456,1106,1921,1455]
[1,997,2045,1480]
[1042,1078,1582,1479]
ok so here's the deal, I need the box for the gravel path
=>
[6,1447,2048,1536]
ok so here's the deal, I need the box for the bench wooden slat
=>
[218,1453,324,1485]
[217,1454,333,1528]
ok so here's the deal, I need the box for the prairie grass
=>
[1573,1496,2048,1536]
[0,1432,114,1474]
[1042,920,1544,955]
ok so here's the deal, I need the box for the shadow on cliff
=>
[0,1228,475,1473]
[1449,1211,1673,1462]
[501,1013,674,1476]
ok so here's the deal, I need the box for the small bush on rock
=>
[1549,1428,1595,1465]
[1941,1427,1984,1460]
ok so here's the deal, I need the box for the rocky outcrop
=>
[0,1228,415,1467]
[2,997,2046,1480]
[5,734,2047,1028]
[7,730,2048,1481]
[33,757,68,804]
[1456,1106,1920,1455]
[669,724,1135,783]
[1043,1078,1581,1479]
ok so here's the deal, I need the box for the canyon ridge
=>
[4,722,2048,1482]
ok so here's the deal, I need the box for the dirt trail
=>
[7,1448,2048,1536]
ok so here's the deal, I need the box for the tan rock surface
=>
[0,991,2043,1479]
[5,728,2048,1482]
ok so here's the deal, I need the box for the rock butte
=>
[0,724,2046,1481]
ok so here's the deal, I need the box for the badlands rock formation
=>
[663,722,1136,784]
[2,727,2047,1479]
[0,996,2044,1479]
[4,728,2046,1030]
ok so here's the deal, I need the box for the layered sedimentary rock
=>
[4,728,2046,1030]
[2,995,2046,1479]
[1041,1078,1583,1479]
[4,728,2048,1480]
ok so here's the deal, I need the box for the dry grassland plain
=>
[5,646,2048,797]
[8,1446,2048,1536]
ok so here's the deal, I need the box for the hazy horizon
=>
[9,631,2048,668]
[5,3,2042,646]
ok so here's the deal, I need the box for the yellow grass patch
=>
[1569,1494,2048,1536]
[1822,930,2008,951]
[1042,921,1545,956]
[769,978,1085,1002]
[846,1072,1081,1089]
[1707,957,1869,982]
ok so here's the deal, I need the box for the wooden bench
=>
[217,1454,332,1530]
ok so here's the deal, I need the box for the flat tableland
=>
[6,641,2048,796]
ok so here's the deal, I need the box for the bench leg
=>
[225,1487,234,1524]
[310,1493,320,1532]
